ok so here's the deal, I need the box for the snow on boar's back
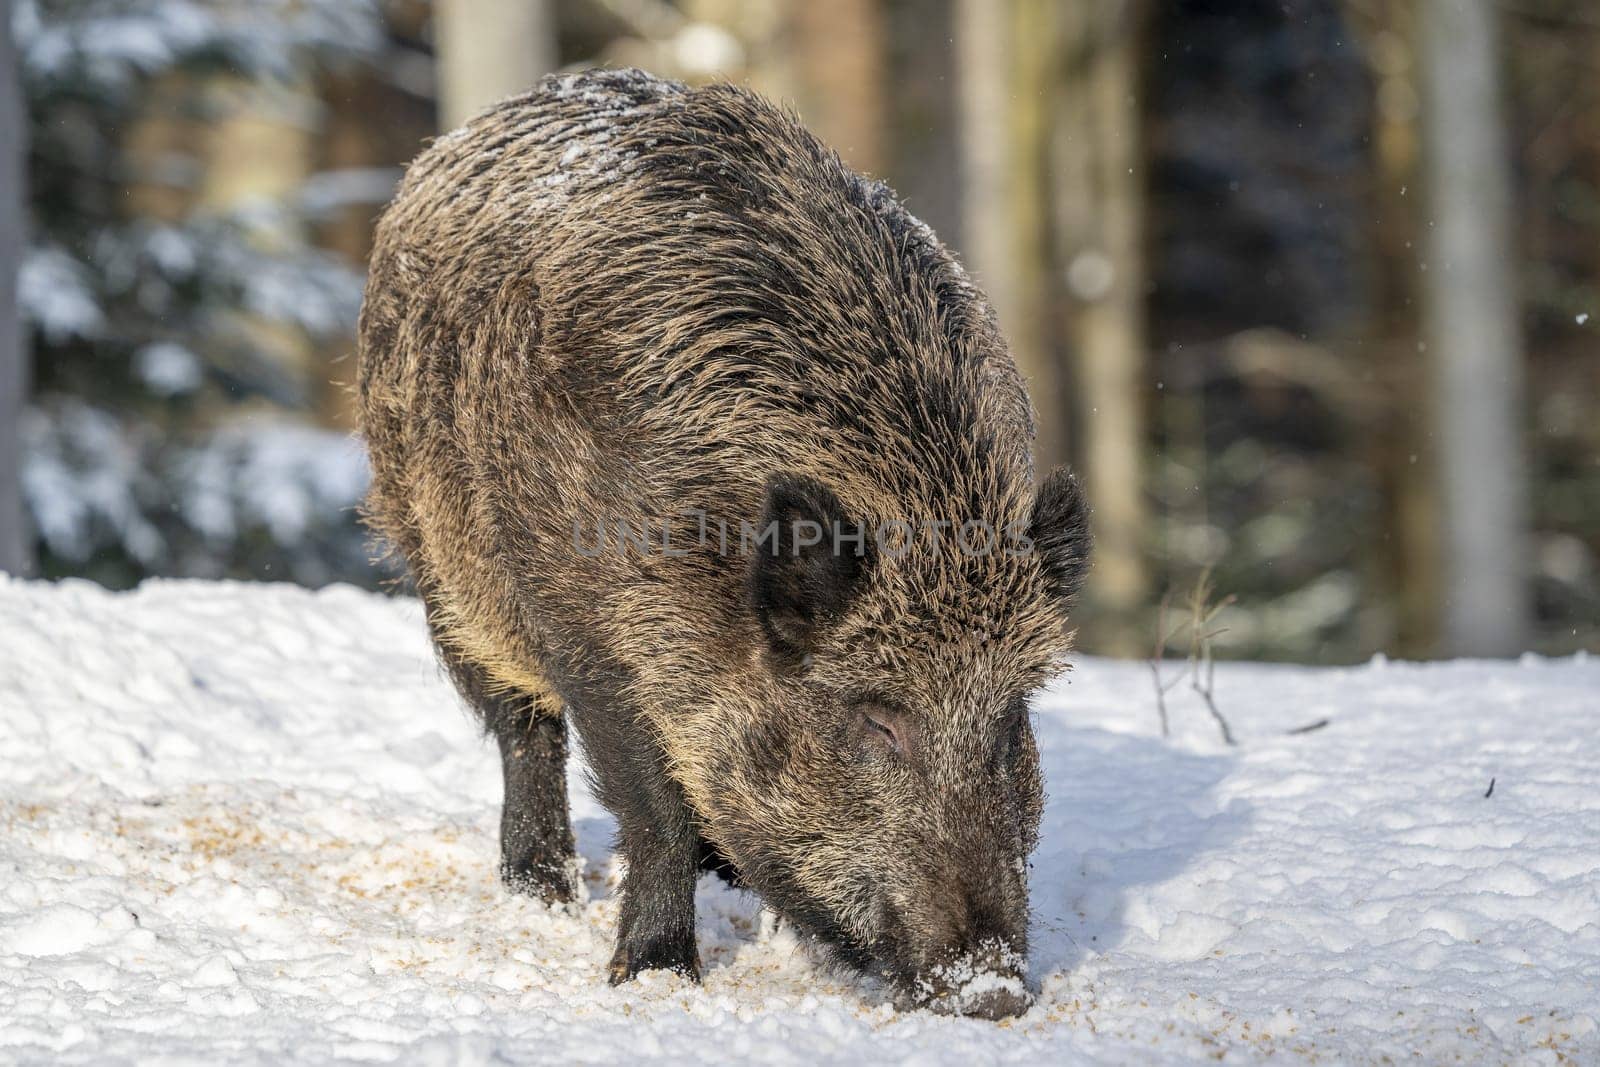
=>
[357,67,1090,1020]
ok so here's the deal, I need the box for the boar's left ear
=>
[1030,468,1092,604]
[748,474,872,662]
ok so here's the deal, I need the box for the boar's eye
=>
[855,702,909,759]
[995,698,1028,768]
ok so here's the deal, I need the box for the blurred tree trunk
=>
[199,80,314,213]
[318,68,403,430]
[317,3,435,429]
[0,0,29,576]
[198,76,319,404]
[127,72,321,404]
[881,0,962,249]
[955,0,1021,402]
[956,0,1067,472]
[319,70,384,430]
[1348,0,1440,656]
[788,0,886,176]
[435,0,557,131]
[1009,0,1061,460]
[1418,0,1529,656]
[1053,1,1148,653]
[123,75,199,224]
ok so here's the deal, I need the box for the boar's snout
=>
[893,871,1032,1020]
[906,937,1033,1020]
[926,982,1033,1021]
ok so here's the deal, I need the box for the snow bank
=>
[1,579,1595,1063]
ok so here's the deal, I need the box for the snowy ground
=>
[1,579,1596,1065]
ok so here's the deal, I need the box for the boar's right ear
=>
[1030,468,1092,605]
[748,474,872,663]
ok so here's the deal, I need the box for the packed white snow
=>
[1,578,1596,1064]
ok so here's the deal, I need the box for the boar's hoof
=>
[607,936,702,985]
[499,859,577,905]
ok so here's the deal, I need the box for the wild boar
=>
[357,67,1090,1019]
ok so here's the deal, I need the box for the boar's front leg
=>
[606,776,702,983]
[430,635,577,903]
[493,706,578,901]
[572,697,702,984]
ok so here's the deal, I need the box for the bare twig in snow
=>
[1287,718,1331,735]
[1148,570,1236,745]
[1183,569,1238,746]
[1146,592,1189,737]
[1145,657,1168,738]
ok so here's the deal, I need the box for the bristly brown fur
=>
[357,68,1090,1018]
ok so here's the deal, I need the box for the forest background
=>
[1,0,1595,664]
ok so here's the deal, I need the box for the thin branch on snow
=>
[1185,580,1237,747]
[1147,571,1236,746]
[1145,592,1190,738]
[1287,718,1331,735]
